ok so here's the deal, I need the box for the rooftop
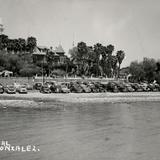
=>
[55,44,65,53]
[33,47,46,55]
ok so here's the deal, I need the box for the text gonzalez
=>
[0,141,40,152]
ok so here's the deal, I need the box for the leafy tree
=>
[77,42,88,58]
[26,37,37,53]
[142,58,156,82]
[19,64,40,77]
[0,51,8,69]
[51,69,66,77]
[0,34,8,50]
[7,39,15,52]
[18,38,26,52]
[156,61,160,72]
[69,46,80,64]
[129,61,145,82]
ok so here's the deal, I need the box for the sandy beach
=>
[1,91,160,108]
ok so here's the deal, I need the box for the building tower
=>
[0,18,4,35]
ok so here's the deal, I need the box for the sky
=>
[0,0,160,66]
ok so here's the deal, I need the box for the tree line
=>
[0,34,39,76]
[0,34,37,53]
[0,33,126,78]
[1,33,159,84]
[69,42,125,78]
[129,58,160,84]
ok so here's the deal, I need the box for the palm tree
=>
[26,37,37,53]
[111,55,118,78]
[103,45,114,77]
[116,50,125,78]
[93,43,104,76]
[46,51,55,76]
[106,44,114,56]
[69,46,82,76]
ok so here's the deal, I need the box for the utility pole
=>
[0,18,4,35]
[72,33,75,47]
[42,55,45,84]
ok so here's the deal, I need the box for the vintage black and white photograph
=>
[0,0,160,159]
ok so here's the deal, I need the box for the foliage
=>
[129,61,145,82]
[19,64,40,77]
[129,58,160,83]
[26,37,37,53]
[0,34,8,50]
[51,69,66,77]
[116,50,125,78]
[69,42,125,78]
[0,34,37,53]
[0,50,39,77]
[1,33,126,78]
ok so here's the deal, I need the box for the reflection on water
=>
[0,101,160,160]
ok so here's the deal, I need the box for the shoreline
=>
[0,91,160,108]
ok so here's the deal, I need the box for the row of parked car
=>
[1,81,160,94]
[33,81,160,94]
[0,83,29,94]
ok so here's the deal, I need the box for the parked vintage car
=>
[33,82,43,90]
[94,82,105,92]
[50,84,57,93]
[97,82,107,92]
[23,83,33,90]
[114,82,128,92]
[17,85,28,94]
[106,82,119,92]
[148,83,159,92]
[154,83,160,91]
[5,85,16,94]
[40,84,51,94]
[0,83,4,94]
[69,82,83,93]
[139,83,150,92]
[88,82,99,93]
[130,83,143,92]
[56,84,70,93]
[61,82,71,89]
[79,83,91,93]
[44,81,57,88]
[123,83,135,92]
[13,82,21,91]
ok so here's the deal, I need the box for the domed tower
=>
[0,18,4,35]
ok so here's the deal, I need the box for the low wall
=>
[34,77,123,83]
[0,77,125,86]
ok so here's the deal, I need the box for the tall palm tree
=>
[105,45,114,77]
[106,44,114,56]
[93,43,104,76]
[116,50,125,78]
[111,55,118,78]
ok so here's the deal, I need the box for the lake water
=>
[0,101,160,160]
